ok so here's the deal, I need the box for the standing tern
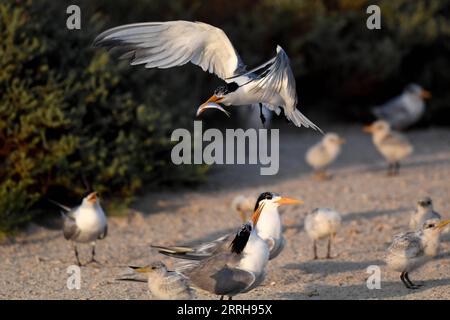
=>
[119,262,194,300]
[372,84,431,130]
[50,192,107,266]
[304,208,342,259]
[93,21,321,130]
[385,219,450,289]
[305,133,345,180]
[363,120,413,175]
[409,197,442,230]
[153,192,303,262]
[154,203,270,299]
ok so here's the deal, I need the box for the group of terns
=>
[51,191,448,298]
[46,20,443,299]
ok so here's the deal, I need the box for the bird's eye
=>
[265,193,273,200]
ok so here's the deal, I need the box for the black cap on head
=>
[254,192,275,212]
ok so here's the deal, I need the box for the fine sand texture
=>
[1,123,450,300]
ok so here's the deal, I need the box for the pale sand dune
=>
[1,124,449,299]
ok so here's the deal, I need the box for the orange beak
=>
[197,95,224,116]
[363,125,374,133]
[437,220,450,230]
[87,192,98,204]
[421,90,431,99]
[275,197,304,206]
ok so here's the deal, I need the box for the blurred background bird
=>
[385,218,450,289]
[50,192,107,266]
[409,197,441,230]
[304,208,342,260]
[372,84,431,130]
[363,120,413,175]
[120,262,194,300]
[305,133,345,180]
[230,194,256,222]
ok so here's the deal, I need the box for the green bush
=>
[1,0,450,234]
[0,0,207,235]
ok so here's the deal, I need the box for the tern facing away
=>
[152,193,303,299]
[304,208,342,260]
[50,192,107,266]
[385,219,450,289]
[93,21,321,131]
[372,84,431,130]
[363,120,413,176]
[409,197,442,230]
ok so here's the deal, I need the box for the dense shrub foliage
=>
[1,0,449,233]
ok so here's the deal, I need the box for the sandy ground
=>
[1,123,450,300]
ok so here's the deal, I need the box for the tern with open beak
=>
[93,21,321,130]
[154,192,303,262]
[363,120,413,176]
[372,83,431,130]
[50,192,107,266]
[385,219,450,289]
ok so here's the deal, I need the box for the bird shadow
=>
[277,277,450,300]
[283,259,384,276]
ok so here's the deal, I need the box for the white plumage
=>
[304,208,342,259]
[94,21,321,130]
[364,120,413,175]
[385,219,450,289]
[305,133,345,179]
[372,84,431,130]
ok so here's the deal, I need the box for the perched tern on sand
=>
[120,262,193,300]
[305,133,345,180]
[372,84,431,130]
[50,192,107,266]
[409,197,442,230]
[154,203,270,299]
[385,219,450,289]
[304,208,342,259]
[93,21,321,130]
[363,120,413,176]
[154,192,302,262]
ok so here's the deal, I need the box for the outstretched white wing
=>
[237,46,321,131]
[93,21,245,80]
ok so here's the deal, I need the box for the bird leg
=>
[394,162,400,175]
[314,169,329,181]
[239,210,247,223]
[387,163,394,176]
[228,296,233,300]
[86,242,100,265]
[220,296,224,300]
[73,243,82,266]
[259,103,266,127]
[313,240,318,260]
[326,235,332,259]
[405,272,422,289]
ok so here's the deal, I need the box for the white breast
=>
[238,230,269,275]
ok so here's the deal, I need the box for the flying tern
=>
[93,21,321,130]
